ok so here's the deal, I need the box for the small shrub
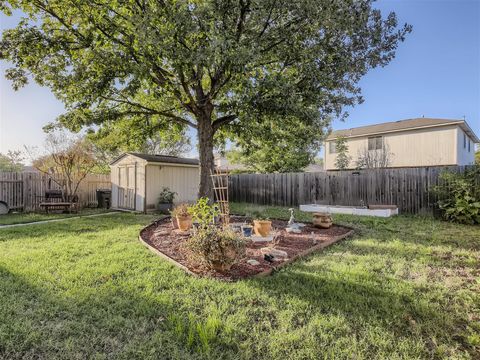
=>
[189,197,220,228]
[187,226,246,270]
[158,187,176,204]
[433,166,480,224]
[171,203,191,218]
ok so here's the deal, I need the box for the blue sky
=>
[1,0,479,157]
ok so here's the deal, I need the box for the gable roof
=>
[110,152,199,166]
[326,118,479,143]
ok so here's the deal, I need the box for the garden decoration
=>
[312,212,333,229]
[210,169,230,225]
[241,224,253,237]
[285,208,305,234]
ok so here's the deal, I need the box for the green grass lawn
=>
[0,205,479,359]
[0,208,112,226]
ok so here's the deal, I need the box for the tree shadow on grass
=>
[0,264,239,360]
[245,252,470,356]
[0,213,155,243]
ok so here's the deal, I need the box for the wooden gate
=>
[117,165,136,210]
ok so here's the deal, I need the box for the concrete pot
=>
[312,213,332,229]
[158,203,173,214]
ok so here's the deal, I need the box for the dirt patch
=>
[139,216,353,281]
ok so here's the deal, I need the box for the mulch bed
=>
[139,216,353,281]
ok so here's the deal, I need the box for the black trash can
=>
[96,189,112,209]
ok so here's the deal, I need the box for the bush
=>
[171,203,191,218]
[189,197,219,228]
[187,226,246,271]
[158,187,176,204]
[433,166,480,224]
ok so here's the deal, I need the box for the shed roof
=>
[326,118,479,143]
[110,152,199,166]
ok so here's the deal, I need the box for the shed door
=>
[117,165,136,210]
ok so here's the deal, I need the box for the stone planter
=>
[176,215,192,231]
[253,220,272,237]
[312,212,332,229]
[158,203,173,214]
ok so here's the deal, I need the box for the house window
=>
[468,139,471,152]
[368,136,383,150]
[329,141,336,154]
[464,133,467,148]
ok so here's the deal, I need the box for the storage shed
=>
[110,153,199,212]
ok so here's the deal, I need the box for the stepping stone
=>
[247,259,261,266]
[260,248,288,259]
[251,234,274,243]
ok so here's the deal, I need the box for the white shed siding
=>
[145,164,199,209]
[456,127,476,165]
[110,155,147,211]
[325,125,459,169]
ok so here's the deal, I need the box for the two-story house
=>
[324,118,479,170]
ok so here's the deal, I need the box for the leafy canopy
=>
[225,115,324,173]
[1,0,411,195]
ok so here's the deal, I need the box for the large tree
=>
[0,0,410,198]
[223,114,324,173]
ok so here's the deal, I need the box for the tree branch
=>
[212,114,237,130]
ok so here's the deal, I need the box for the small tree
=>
[30,132,97,201]
[334,136,351,170]
[475,149,480,165]
[0,150,24,172]
[356,144,393,169]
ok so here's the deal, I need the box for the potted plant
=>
[187,226,246,272]
[157,187,176,213]
[251,211,272,237]
[171,203,192,231]
[241,224,253,237]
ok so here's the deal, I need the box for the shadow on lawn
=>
[245,248,469,355]
[0,213,152,243]
[0,264,225,359]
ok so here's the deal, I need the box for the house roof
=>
[110,152,199,166]
[326,118,480,143]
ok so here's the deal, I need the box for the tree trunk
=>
[197,115,215,200]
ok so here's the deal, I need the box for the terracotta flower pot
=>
[312,212,332,229]
[176,215,192,231]
[253,220,272,237]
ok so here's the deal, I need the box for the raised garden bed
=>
[139,216,353,281]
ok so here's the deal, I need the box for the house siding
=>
[325,125,459,170]
[456,127,476,165]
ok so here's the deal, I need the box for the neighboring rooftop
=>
[327,118,479,142]
[111,152,199,166]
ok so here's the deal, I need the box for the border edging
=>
[139,219,355,280]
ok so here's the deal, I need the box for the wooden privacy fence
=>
[0,172,111,212]
[229,166,478,214]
